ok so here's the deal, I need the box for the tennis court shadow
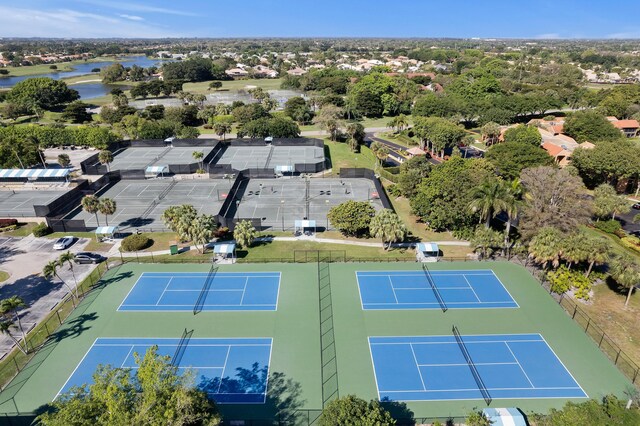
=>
[118,217,154,228]
[198,366,306,423]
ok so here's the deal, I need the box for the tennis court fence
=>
[514,257,640,388]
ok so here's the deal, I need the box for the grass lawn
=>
[142,232,180,252]
[3,222,37,237]
[578,281,640,366]
[324,138,378,173]
[183,78,284,95]
[0,62,76,77]
[0,270,9,283]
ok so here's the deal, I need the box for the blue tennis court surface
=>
[119,272,280,311]
[357,270,517,310]
[369,334,587,401]
[58,338,272,404]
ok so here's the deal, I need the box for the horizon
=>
[2,0,640,39]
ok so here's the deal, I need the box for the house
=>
[527,116,565,135]
[286,67,307,76]
[225,68,249,78]
[607,117,640,138]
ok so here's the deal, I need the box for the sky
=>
[1,0,640,39]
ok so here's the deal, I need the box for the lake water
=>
[0,55,169,100]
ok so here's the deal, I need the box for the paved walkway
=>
[110,236,469,258]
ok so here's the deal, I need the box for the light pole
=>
[325,199,330,231]
[281,199,285,231]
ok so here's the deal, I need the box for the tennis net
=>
[171,328,192,367]
[422,264,447,312]
[452,325,491,405]
[193,265,218,315]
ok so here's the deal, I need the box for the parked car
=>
[53,236,75,250]
[74,252,104,264]
[632,203,640,210]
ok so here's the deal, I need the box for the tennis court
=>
[58,337,272,404]
[356,269,518,310]
[215,145,323,171]
[119,272,281,311]
[0,188,68,217]
[369,333,587,402]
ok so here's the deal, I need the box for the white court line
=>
[156,277,174,306]
[240,277,249,305]
[462,275,482,303]
[409,344,427,391]
[120,345,136,368]
[418,362,518,367]
[55,338,99,400]
[504,342,535,388]
[538,334,588,398]
[388,276,399,303]
[216,346,232,394]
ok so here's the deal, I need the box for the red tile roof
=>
[611,119,640,129]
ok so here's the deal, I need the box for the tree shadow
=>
[198,364,306,423]
[0,274,63,308]
[118,217,154,229]
[0,245,25,263]
[94,271,134,289]
[44,312,98,345]
[380,399,415,425]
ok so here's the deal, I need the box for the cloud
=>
[0,6,180,37]
[119,14,145,21]
[77,0,197,17]
[607,30,640,39]
[534,33,561,39]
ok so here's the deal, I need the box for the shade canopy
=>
[416,242,439,253]
[482,408,527,426]
[213,243,236,255]
[294,220,316,228]
[95,226,118,235]
[145,165,169,174]
[0,168,71,179]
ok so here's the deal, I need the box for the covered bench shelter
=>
[95,226,119,241]
[0,168,72,183]
[482,408,527,426]
[212,242,237,264]
[145,165,169,177]
[416,242,439,262]
[294,219,316,236]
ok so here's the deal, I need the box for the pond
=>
[0,55,170,99]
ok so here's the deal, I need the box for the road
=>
[619,207,640,235]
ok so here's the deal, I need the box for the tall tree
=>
[81,195,101,227]
[0,321,27,355]
[0,296,27,350]
[37,346,221,425]
[519,166,592,240]
[43,260,76,307]
[318,395,395,426]
[58,251,79,299]
[98,150,114,172]
[470,227,503,259]
[192,151,204,171]
[563,110,622,143]
[98,198,117,226]
[528,226,564,269]
[327,201,376,237]
[233,220,258,249]
[593,184,630,220]
[189,214,217,254]
[467,178,509,228]
[610,254,640,307]
[369,209,407,250]
[584,236,610,278]
[370,141,389,165]
[313,105,344,141]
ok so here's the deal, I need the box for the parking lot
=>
[0,235,95,356]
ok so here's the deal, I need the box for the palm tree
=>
[561,232,590,270]
[501,179,523,256]
[370,142,389,165]
[59,251,80,298]
[188,214,216,254]
[213,120,232,141]
[369,209,407,250]
[468,179,509,228]
[43,260,76,307]
[584,237,610,278]
[470,227,503,260]
[98,198,117,226]
[395,114,408,132]
[98,150,114,172]
[610,254,640,307]
[480,122,501,146]
[192,151,204,171]
[528,227,563,269]
[0,296,27,349]
[81,195,101,227]
[0,321,27,354]
[234,220,258,249]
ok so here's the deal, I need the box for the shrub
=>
[621,235,640,253]
[120,234,152,252]
[0,219,18,228]
[594,219,622,234]
[547,265,593,300]
[32,222,51,237]
[386,184,402,198]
